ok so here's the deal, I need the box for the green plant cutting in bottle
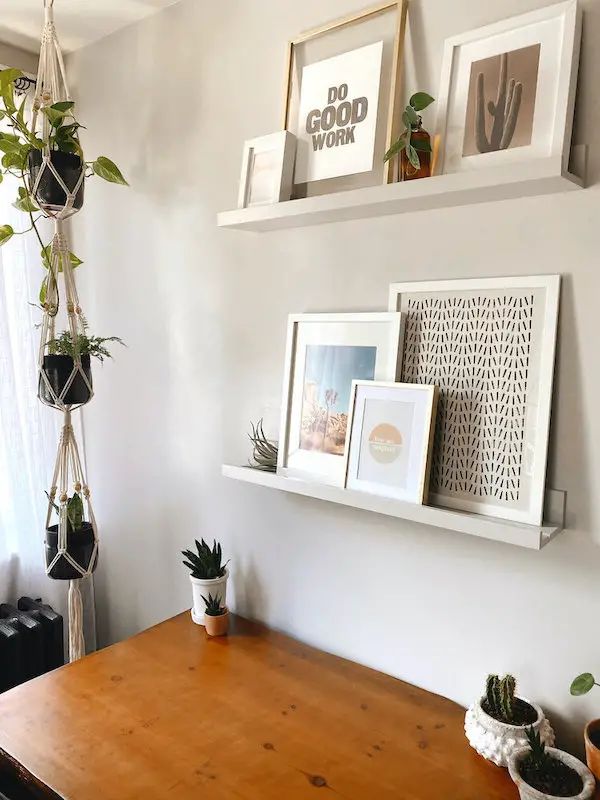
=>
[384,91,435,172]
[0,67,128,303]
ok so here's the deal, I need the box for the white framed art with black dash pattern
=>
[388,275,560,525]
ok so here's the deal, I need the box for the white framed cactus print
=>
[433,2,581,176]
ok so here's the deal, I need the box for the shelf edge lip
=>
[221,464,563,551]
[217,158,583,231]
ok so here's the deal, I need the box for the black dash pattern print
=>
[402,294,534,504]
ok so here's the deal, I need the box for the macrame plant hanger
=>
[32,0,98,662]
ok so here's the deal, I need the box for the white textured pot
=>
[465,697,554,767]
[189,569,228,626]
[508,746,595,800]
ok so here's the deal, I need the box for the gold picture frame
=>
[282,1,408,197]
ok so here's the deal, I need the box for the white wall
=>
[68,0,600,752]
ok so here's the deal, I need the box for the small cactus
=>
[485,674,517,723]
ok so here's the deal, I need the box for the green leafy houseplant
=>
[182,539,228,580]
[45,490,84,532]
[0,68,127,302]
[384,91,435,171]
[571,673,600,696]
[46,329,125,363]
[201,593,226,617]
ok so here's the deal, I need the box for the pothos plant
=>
[0,67,128,306]
[384,91,435,171]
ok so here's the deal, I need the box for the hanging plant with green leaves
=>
[0,67,128,304]
[384,91,435,171]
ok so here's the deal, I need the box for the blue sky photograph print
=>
[300,344,376,455]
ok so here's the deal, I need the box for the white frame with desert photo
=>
[237,131,296,208]
[434,1,581,175]
[344,381,438,504]
[277,312,403,486]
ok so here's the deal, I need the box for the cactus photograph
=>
[462,43,541,156]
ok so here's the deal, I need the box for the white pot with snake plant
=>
[182,539,229,626]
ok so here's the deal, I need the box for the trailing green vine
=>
[0,67,128,308]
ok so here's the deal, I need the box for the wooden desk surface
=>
[0,612,519,800]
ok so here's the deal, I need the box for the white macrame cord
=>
[31,0,98,663]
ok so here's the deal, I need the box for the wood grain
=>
[0,612,523,799]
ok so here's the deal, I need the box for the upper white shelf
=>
[222,464,565,550]
[217,156,583,233]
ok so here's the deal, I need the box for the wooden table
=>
[0,612,520,799]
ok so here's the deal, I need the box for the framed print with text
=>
[282,1,407,198]
[344,381,438,504]
[277,313,403,487]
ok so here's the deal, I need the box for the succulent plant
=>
[202,593,225,616]
[525,725,552,772]
[248,418,278,472]
[181,539,228,580]
[485,674,517,723]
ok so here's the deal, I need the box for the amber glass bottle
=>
[400,120,432,181]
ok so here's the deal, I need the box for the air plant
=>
[201,593,226,617]
[248,418,278,472]
[181,539,228,580]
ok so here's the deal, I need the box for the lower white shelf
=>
[221,464,565,550]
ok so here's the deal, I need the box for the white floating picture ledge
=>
[218,155,584,233]
[222,464,565,550]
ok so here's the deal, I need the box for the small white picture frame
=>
[434,0,581,175]
[344,381,438,504]
[237,131,296,208]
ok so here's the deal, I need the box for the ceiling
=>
[0,0,182,55]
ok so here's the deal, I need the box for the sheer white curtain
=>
[0,162,67,611]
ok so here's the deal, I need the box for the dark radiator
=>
[0,598,64,694]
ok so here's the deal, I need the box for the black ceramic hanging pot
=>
[28,150,85,213]
[45,523,98,580]
[38,354,92,407]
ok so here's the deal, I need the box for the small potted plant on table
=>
[182,539,229,626]
[570,672,600,780]
[202,593,229,637]
[465,674,554,766]
[508,727,595,800]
